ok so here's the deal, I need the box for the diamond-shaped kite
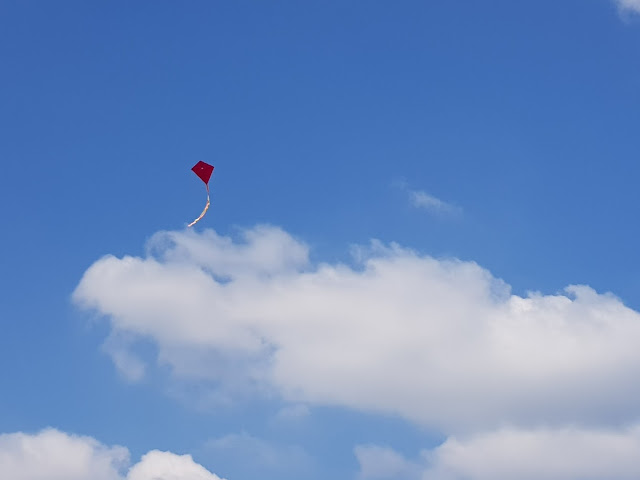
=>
[188,161,215,227]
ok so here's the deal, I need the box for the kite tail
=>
[187,185,210,227]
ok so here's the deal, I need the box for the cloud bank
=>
[357,424,640,480]
[0,429,225,480]
[73,225,640,477]
[74,225,640,431]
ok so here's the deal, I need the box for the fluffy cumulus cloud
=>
[74,225,640,430]
[0,429,225,480]
[128,450,224,480]
[0,429,128,480]
[357,424,640,480]
[73,225,640,476]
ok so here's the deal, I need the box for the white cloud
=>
[409,190,461,215]
[128,450,224,480]
[615,0,640,14]
[393,180,460,215]
[73,226,640,433]
[358,425,640,480]
[0,429,128,480]
[0,429,225,480]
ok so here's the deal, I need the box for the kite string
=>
[187,184,210,227]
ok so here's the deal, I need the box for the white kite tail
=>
[188,185,210,227]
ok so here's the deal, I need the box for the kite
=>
[188,161,214,227]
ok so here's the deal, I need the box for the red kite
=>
[188,161,215,227]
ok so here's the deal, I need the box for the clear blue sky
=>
[2,1,640,479]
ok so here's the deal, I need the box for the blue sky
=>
[3,1,640,479]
